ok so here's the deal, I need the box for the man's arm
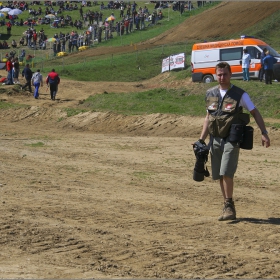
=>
[250,108,270,148]
[199,112,210,142]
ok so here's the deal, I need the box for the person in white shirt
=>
[242,48,251,81]
[31,69,43,99]
[198,62,270,221]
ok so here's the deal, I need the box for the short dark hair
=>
[37,69,40,72]
[52,69,55,72]
[215,62,232,74]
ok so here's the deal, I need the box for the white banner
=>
[170,53,185,71]
[162,53,185,73]
[161,56,170,73]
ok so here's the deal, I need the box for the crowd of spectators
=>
[0,1,210,54]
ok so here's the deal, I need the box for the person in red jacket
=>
[4,57,14,85]
[45,69,60,100]
[33,31,38,48]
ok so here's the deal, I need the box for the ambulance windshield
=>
[259,45,280,57]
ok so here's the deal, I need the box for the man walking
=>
[46,69,60,100]
[198,62,270,221]
[21,64,33,93]
[31,69,43,99]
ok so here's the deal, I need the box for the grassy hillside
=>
[33,3,280,82]
[1,1,280,125]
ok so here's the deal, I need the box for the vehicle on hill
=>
[191,36,280,83]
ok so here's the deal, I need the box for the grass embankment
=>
[78,81,280,121]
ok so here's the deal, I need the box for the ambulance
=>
[191,36,280,83]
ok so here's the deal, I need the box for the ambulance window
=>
[259,45,280,57]
[246,47,258,59]
[220,47,243,61]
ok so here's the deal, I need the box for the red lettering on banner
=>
[196,40,243,50]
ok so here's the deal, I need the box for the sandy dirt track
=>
[1,2,280,279]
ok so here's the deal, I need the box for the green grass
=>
[81,87,205,116]
[25,141,45,147]
[79,80,280,120]
[54,43,191,81]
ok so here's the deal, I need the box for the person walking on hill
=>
[263,50,277,85]
[242,48,251,81]
[198,62,270,221]
[21,64,33,93]
[31,69,43,99]
[46,69,60,100]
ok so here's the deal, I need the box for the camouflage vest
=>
[206,85,250,138]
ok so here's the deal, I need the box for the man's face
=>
[216,67,231,87]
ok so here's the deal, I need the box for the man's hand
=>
[262,134,270,148]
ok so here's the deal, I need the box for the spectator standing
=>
[6,21,12,35]
[242,48,251,81]
[259,47,267,82]
[20,49,26,62]
[21,64,33,93]
[31,69,43,99]
[4,57,14,85]
[46,69,60,100]
[33,31,38,48]
[263,50,278,85]
[13,57,20,84]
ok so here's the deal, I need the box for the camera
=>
[193,140,210,182]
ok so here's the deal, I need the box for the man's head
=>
[215,62,232,74]
[263,47,267,53]
[37,69,40,72]
[243,48,248,53]
[52,69,55,72]
[215,62,232,89]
